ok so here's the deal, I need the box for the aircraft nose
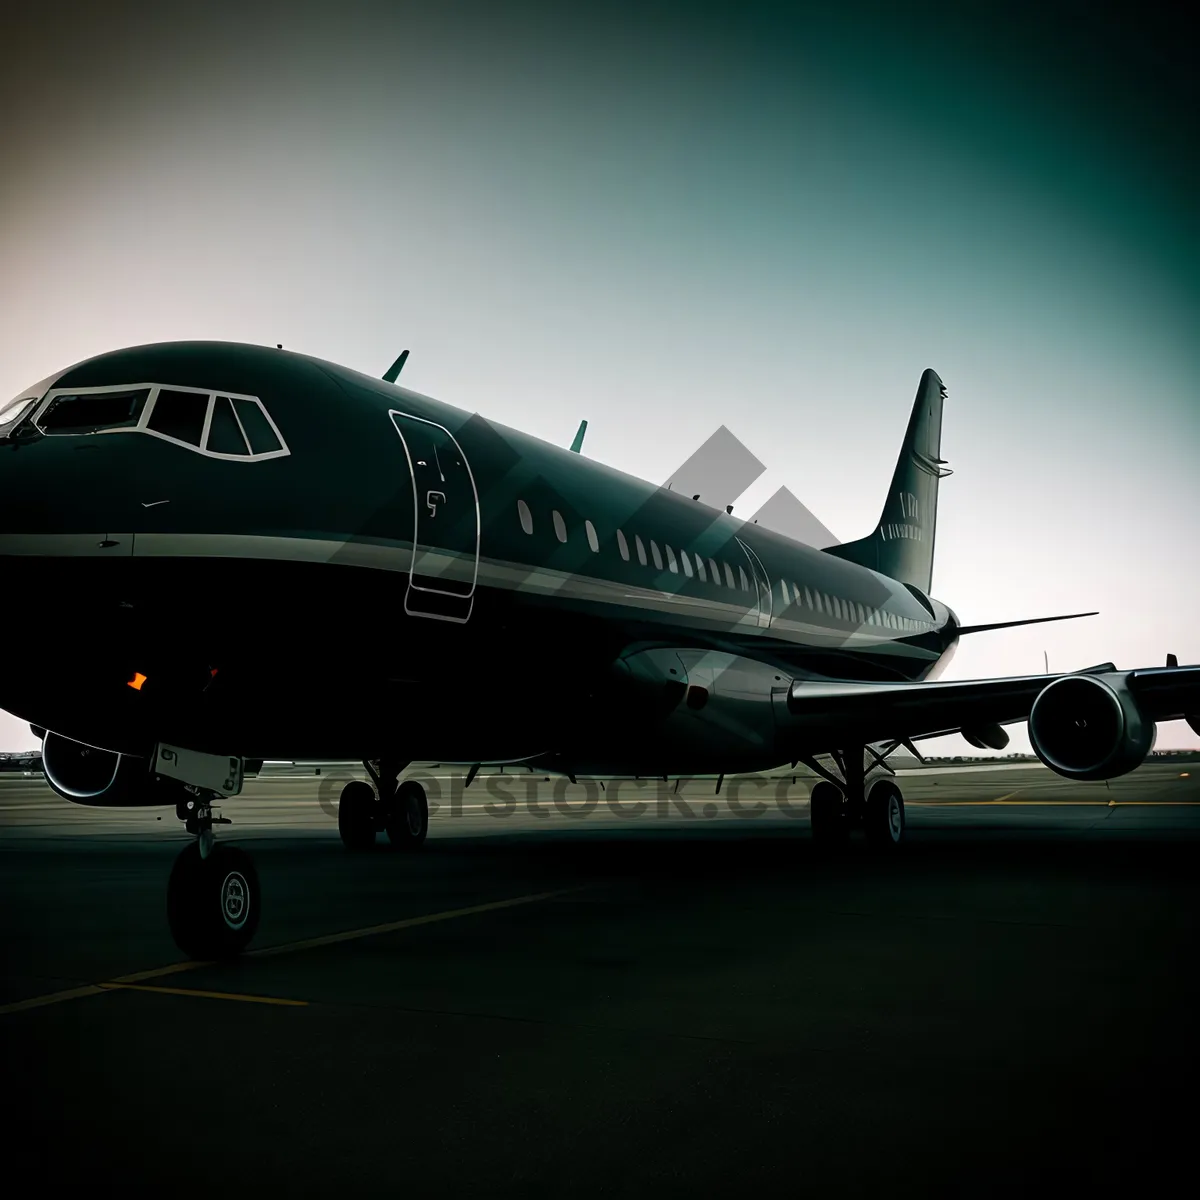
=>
[0,420,140,555]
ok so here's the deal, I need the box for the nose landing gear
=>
[168,792,261,958]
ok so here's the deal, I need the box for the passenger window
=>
[780,580,790,607]
[585,520,599,552]
[695,555,706,582]
[230,397,283,455]
[709,558,721,584]
[39,388,150,435]
[723,563,735,589]
[650,541,663,570]
[801,585,810,608]
[206,395,251,455]
[665,545,678,573]
[149,390,209,446]
[617,529,630,561]
[552,511,568,543]
[681,551,693,578]
[636,535,648,566]
[738,566,749,592]
[518,499,533,534]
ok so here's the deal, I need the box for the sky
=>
[2,1,1197,753]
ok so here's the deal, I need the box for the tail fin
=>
[824,368,950,594]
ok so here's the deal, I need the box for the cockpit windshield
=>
[0,395,38,437]
[22,382,290,461]
[38,389,150,435]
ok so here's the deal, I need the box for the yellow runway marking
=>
[247,886,587,959]
[0,984,108,1017]
[0,886,584,1018]
[97,983,307,1007]
[909,790,1021,806]
[109,960,217,984]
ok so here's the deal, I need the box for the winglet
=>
[383,350,409,384]
[570,419,588,453]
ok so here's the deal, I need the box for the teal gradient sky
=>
[2,2,1196,752]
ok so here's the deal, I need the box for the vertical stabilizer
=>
[824,368,950,593]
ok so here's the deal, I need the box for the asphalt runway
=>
[3,762,1199,1195]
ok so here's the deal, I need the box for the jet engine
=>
[1027,673,1154,781]
[41,731,168,806]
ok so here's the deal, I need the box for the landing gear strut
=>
[338,757,429,852]
[168,791,261,958]
[804,748,906,850]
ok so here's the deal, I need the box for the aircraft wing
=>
[784,664,1200,748]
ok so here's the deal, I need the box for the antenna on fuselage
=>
[383,350,410,383]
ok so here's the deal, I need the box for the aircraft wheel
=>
[386,780,429,850]
[864,780,905,848]
[809,780,848,845]
[338,779,377,851]
[167,842,261,959]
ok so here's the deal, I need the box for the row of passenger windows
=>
[32,385,288,459]
[519,499,754,589]
[516,501,932,632]
[775,577,931,632]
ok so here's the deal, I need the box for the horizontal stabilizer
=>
[955,611,1098,636]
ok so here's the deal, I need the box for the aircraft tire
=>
[338,779,377,851]
[809,780,848,845]
[864,780,905,848]
[167,842,261,959]
[386,780,429,850]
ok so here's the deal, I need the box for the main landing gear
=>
[338,757,429,852]
[805,748,906,851]
[167,792,261,959]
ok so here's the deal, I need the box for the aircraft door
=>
[737,539,773,629]
[389,410,480,623]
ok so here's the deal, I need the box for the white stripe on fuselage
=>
[0,530,932,653]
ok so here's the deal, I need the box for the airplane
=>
[1,342,1197,960]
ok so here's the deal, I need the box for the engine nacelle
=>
[42,731,170,806]
[1027,673,1155,781]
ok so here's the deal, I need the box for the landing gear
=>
[864,779,905,848]
[168,841,261,958]
[802,748,907,849]
[168,791,260,958]
[338,759,428,852]
[386,779,429,850]
[338,779,377,851]
[809,780,849,846]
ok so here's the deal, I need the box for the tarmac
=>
[2,762,1198,1194]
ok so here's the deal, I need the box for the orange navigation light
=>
[127,672,147,691]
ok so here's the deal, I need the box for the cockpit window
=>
[38,389,149,435]
[230,397,283,455]
[0,396,38,437]
[147,389,208,446]
[206,396,251,455]
[28,382,289,460]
